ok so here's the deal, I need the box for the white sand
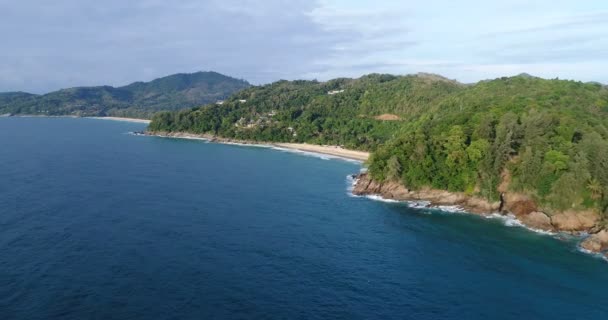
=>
[273,143,369,161]
[89,117,151,124]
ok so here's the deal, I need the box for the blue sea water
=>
[1,117,607,319]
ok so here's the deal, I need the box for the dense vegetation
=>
[0,72,250,118]
[369,76,608,215]
[149,73,608,215]
[149,74,462,150]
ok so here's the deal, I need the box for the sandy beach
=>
[89,117,151,124]
[273,143,369,162]
[146,131,370,162]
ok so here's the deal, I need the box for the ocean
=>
[1,117,607,319]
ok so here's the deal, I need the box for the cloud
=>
[0,0,607,92]
[0,0,338,92]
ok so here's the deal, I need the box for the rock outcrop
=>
[550,210,600,232]
[519,211,554,231]
[502,193,537,216]
[352,173,606,255]
[352,173,500,214]
[580,230,608,254]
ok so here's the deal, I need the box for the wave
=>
[272,146,364,163]
[345,174,608,261]
[345,175,359,197]
[365,195,401,203]
[270,146,335,161]
[346,175,560,237]
[138,133,363,163]
[483,213,557,236]
[577,246,608,262]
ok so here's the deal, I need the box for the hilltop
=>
[0,71,250,118]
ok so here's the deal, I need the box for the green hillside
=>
[368,76,608,214]
[149,74,463,150]
[0,71,250,118]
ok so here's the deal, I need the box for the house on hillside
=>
[328,90,345,95]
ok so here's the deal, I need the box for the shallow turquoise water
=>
[1,117,607,319]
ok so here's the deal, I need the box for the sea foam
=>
[346,175,562,238]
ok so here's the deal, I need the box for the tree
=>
[386,155,402,182]
[588,178,603,200]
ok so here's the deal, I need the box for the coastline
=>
[2,114,151,124]
[88,116,151,124]
[350,173,608,261]
[145,131,369,162]
[273,143,369,162]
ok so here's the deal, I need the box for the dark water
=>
[1,117,607,319]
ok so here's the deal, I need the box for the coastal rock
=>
[352,173,604,234]
[352,173,499,214]
[380,181,410,199]
[519,211,554,231]
[465,197,501,214]
[580,230,608,253]
[550,210,600,232]
[352,174,384,194]
[503,193,537,216]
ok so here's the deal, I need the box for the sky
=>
[1,0,607,93]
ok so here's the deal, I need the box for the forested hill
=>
[149,73,464,149]
[368,75,608,214]
[0,71,250,118]
[148,73,608,216]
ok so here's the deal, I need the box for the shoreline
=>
[273,143,369,162]
[88,116,151,124]
[3,114,151,124]
[350,173,608,261]
[145,131,369,162]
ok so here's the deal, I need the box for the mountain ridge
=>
[0,71,250,118]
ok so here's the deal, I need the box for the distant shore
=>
[145,131,370,162]
[88,117,151,124]
[2,114,152,124]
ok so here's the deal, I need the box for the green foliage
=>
[369,75,608,212]
[148,74,461,150]
[0,71,250,118]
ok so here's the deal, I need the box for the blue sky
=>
[1,0,607,92]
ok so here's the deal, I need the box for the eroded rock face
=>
[519,211,554,231]
[352,173,604,235]
[503,193,537,216]
[580,230,608,253]
[550,211,600,232]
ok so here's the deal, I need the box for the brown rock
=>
[550,210,600,232]
[352,173,498,214]
[519,211,554,231]
[503,192,537,216]
[380,181,410,199]
[464,197,501,214]
[581,238,603,252]
[577,211,601,229]
[580,230,608,253]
